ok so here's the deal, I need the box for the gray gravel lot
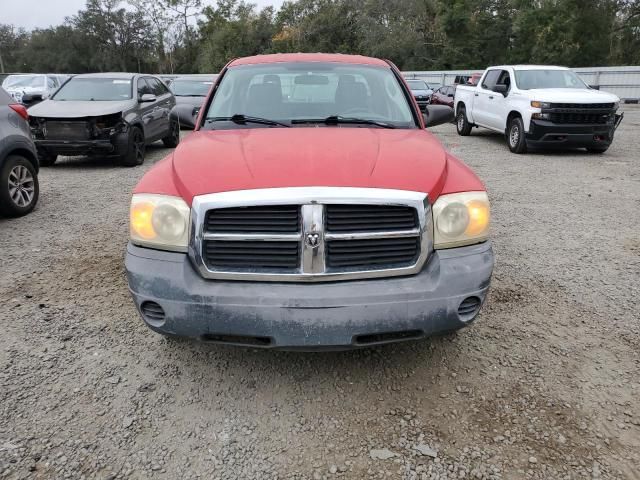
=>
[1,107,639,480]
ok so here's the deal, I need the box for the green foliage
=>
[0,0,637,74]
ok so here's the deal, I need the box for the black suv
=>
[28,73,179,167]
[0,87,39,217]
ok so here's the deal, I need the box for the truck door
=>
[484,70,512,131]
[473,69,501,127]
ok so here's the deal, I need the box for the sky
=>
[0,0,285,30]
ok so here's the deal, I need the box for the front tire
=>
[507,116,527,154]
[120,126,145,167]
[456,107,472,136]
[0,155,39,217]
[162,120,180,148]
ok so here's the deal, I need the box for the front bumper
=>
[525,115,622,148]
[34,133,128,157]
[125,241,494,350]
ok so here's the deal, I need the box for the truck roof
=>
[229,53,389,68]
[489,65,570,71]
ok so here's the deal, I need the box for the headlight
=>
[130,194,190,252]
[433,191,490,249]
[530,101,551,109]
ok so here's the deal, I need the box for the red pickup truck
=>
[125,53,494,349]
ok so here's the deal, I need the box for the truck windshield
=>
[53,78,133,101]
[205,62,416,129]
[515,70,587,90]
[2,75,45,89]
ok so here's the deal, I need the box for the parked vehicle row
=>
[455,65,623,153]
[1,73,70,106]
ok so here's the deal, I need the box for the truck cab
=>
[454,65,623,153]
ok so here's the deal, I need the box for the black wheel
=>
[456,107,472,136]
[0,155,39,217]
[38,152,58,167]
[507,116,527,154]
[120,127,145,167]
[162,120,180,148]
[586,145,609,154]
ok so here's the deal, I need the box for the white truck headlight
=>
[130,194,190,252]
[433,191,490,249]
[530,101,551,109]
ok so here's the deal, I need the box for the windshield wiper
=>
[291,115,396,129]
[205,114,290,128]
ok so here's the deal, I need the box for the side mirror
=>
[447,94,454,98]
[21,93,44,105]
[493,84,508,96]
[139,93,157,103]
[423,105,454,128]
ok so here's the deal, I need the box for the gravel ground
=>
[1,106,639,480]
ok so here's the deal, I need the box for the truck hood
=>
[522,88,619,103]
[28,99,135,117]
[412,89,432,96]
[170,128,448,201]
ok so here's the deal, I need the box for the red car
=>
[125,53,493,349]
[430,85,456,108]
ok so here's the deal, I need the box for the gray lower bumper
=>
[125,242,494,349]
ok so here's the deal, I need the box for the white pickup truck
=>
[454,65,623,153]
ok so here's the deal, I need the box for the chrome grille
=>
[205,205,300,233]
[189,187,432,282]
[326,237,420,268]
[203,240,299,269]
[326,204,418,232]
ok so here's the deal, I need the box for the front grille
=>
[205,205,300,233]
[550,103,614,109]
[549,113,610,124]
[45,121,90,141]
[546,103,615,125]
[203,240,300,270]
[326,204,418,232]
[194,188,429,282]
[327,237,420,268]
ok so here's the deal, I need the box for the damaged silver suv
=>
[28,73,179,167]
